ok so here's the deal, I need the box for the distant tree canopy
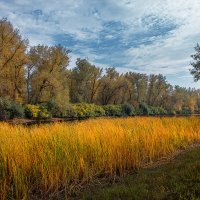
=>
[190,43,200,81]
[0,18,200,115]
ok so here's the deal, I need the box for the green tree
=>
[190,44,200,81]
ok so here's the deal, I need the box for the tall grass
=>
[0,117,200,199]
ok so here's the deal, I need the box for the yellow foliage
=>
[0,117,200,199]
[0,19,28,102]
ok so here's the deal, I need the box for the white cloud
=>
[0,0,200,87]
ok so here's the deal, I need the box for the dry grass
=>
[0,117,200,199]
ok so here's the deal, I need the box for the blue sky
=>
[1,0,200,88]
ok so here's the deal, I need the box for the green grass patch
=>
[81,147,200,200]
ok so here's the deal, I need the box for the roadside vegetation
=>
[0,117,200,199]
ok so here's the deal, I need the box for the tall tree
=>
[98,68,128,105]
[0,18,28,103]
[170,86,199,112]
[125,72,148,106]
[28,45,70,108]
[69,58,102,103]
[190,44,200,81]
[147,74,171,107]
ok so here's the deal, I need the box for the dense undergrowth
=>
[0,97,196,121]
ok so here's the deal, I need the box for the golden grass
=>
[0,117,200,199]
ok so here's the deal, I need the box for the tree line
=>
[1,18,200,119]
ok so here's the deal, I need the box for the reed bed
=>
[0,117,200,199]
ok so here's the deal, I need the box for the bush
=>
[178,107,192,115]
[195,108,200,114]
[0,97,24,119]
[41,100,74,118]
[92,104,106,117]
[150,107,167,115]
[167,110,176,115]
[41,100,62,117]
[139,102,151,115]
[25,105,50,119]
[9,103,24,119]
[68,103,105,118]
[122,103,135,116]
[103,105,123,116]
[38,106,51,119]
[25,105,39,118]
[134,107,141,115]
[0,97,11,119]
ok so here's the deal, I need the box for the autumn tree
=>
[125,72,148,106]
[170,86,198,113]
[190,44,200,81]
[0,18,28,103]
[69,58,102,103]
[147,74,171,107]
[27,45,70,109]
[98,68,128,105]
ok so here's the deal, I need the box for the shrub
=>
[46,100,57,116]
[122,103,135,116]
[167,110,176,115]
[0,97,11,119]
[25,105,50,119]
[103,105,123,116]
[41,100,73,118]
[68,103,105,118]
[139,102,151,115]
[0,97,24,119]
[25,105,39,118]
[150,107,167,115]
[38,106,51,119]
[41,100,62,117]
[178,107,192,115]
[195,108,200,114]
[135,108,141,115]
[9,103,24,119]
[92,104,106,117]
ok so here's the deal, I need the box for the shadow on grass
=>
[79,147,200,200]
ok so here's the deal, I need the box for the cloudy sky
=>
[1,0,200,88]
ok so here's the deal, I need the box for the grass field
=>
[81,146,200,200]
[0,117,200,199]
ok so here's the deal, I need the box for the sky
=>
[0,0,200,88]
